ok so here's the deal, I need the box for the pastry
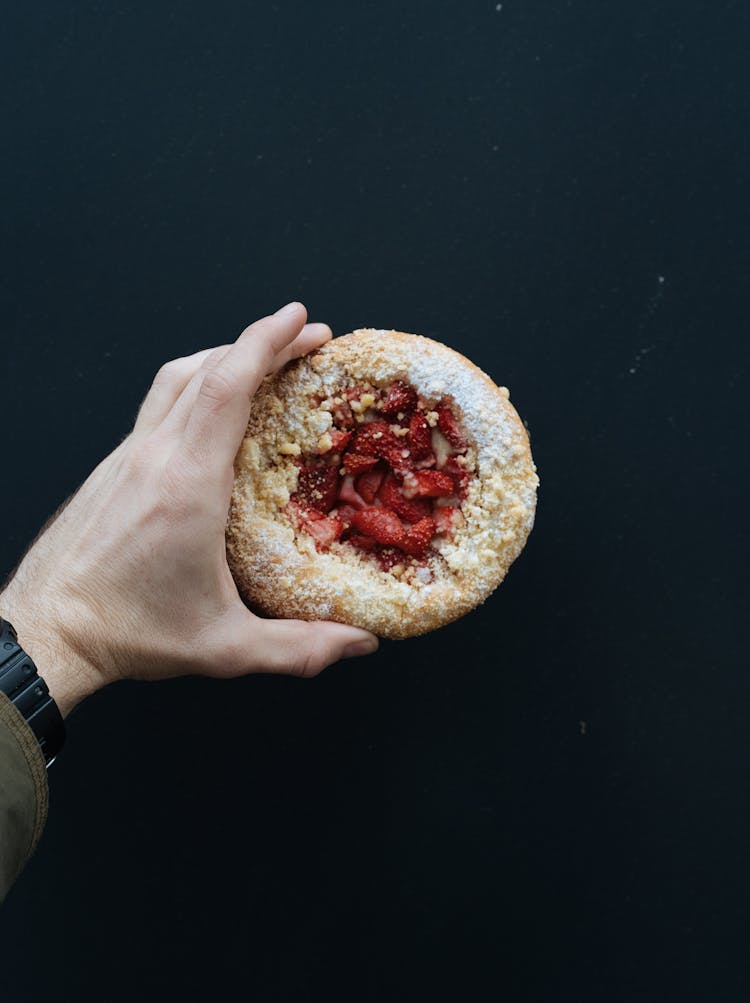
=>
[226,328,538,639]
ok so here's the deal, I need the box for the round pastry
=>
[226,328,538,639]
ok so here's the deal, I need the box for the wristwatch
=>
[0,617,66,767]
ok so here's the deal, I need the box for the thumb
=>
[244,616,379,678]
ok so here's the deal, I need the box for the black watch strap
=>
[0,617,66,767]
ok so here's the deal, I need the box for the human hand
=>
[0,302,379,717]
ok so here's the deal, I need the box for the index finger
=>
[182,301,308,474]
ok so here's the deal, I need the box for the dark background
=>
[1,1,748,1000]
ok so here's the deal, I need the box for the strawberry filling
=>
[284,381,472,576]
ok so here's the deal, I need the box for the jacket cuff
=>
[0,691,49,869]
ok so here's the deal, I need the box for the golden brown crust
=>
[225,329,538,639]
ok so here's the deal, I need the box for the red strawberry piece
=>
[401,516,437,557]
[349,534,376,553]
[356,466,386,504]
[380,380,417,417]
[294,464,339,512]
[384,431,416,473]
[433,506,465,535]
[443,456,471,498]
[342,452,379,476]
[339,474,368,509]
[401,469,455,499]
[348,419,391,454]
[350,420,414,477]
[436,401,467,450]
[376,546,406,572]
[382,445,414,478]
[408,411,433,460]
[327,429,352,453]
[377,474,432,524]
[350,507,407,548]
[332,399,355,428]
[305,514,345,550]
[330,503,359,527]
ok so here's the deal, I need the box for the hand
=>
[0,302,379,717]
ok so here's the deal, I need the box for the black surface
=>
[1,1,748,1000]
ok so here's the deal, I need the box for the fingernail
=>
[342,637,379,658]
[276,301,303,316]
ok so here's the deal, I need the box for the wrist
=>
[0,584,106,718]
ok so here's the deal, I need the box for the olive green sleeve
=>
[0,692,48,903]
